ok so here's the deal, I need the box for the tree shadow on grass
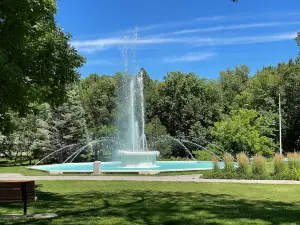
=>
[1,188,300,225]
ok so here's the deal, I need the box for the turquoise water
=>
[30,161,225,172]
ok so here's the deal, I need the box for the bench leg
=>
[24,202,27,216]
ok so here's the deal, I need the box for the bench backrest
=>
[0,180,36,203]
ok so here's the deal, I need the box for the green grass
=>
[1,181,300,224]
[0,166,49,176]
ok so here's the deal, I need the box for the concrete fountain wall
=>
[118,151,160,168]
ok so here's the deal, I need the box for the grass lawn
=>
[1,181,300,225]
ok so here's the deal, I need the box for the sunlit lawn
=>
[0,181,299,225]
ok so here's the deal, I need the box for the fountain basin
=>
[29,161,225,173]
[118,151,160,168]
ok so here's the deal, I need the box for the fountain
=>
[116,40,160,168]
[29,28,226,174]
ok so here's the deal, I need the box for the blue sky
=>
[56,0,300,80]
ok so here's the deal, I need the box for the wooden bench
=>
[0,180,37,216]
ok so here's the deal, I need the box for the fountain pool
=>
[29,161,225,173]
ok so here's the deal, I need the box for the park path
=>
[2,173,300,184]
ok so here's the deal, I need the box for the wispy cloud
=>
[118,15,230,35]
[74,11,300,43]
[163,52,216,63]
[73,31,297,53]
[170,21,300,35]
[114,11,300,36]
[73,37,183,47]
[72,37,190,53]
[196,32,297,46]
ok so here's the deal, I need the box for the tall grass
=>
[273,153,286,175]
[287,152,300,170]
[287,152,300,180]
[236,152,249,175]
[252,155,267,176]
[223,153,235,173]
[212,155,219,172]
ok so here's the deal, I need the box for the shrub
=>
[286,152,300,180]
[273,153,286,175]
[252,154,267,176]
[212,155,219,172]
[287,152,300,170]
[223,153,235,173]
[236,152,249,175]
[293,168,300,180]
[193,150,212,161]
[273,169,291,180]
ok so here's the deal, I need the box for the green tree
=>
[236,60,300,152]
[157,71,223,136]
[145,116,171,158]
[140,68,160,123]
[2,111,38,165]
[236,66,280,113]
[0,0,85,134]
[31,103,54,162]
[80,74,117,138]
[188,122,212,146]
[145,116,168,139]
[279,62,300,150]
[212,109,276,156]
[219,65,250,113]
[52,87,88,162]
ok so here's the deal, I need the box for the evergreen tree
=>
[31,103,54,163]
[52,87,88,162]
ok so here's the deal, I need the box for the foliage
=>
[219,65,250,113]
[279,63,300,150]
[273,153,286,176]
[193,150,212,161]
[141,68,160,123]
[188,122,212,146]
[0,0,85,133]
[145,116,168,139]
[286,152,300,180]
[252,155,267,176]
[236,152,249,175]
[157,71,223,136]
[287,152,300,170]
[146,116,171,157]
[223,153,235,173]
[212,155,220,172]
[212,109,276,156]
[51,87,88,162]
[79,74,117,138]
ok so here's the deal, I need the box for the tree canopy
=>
[212,109,276,156]
[0,0,85,134]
